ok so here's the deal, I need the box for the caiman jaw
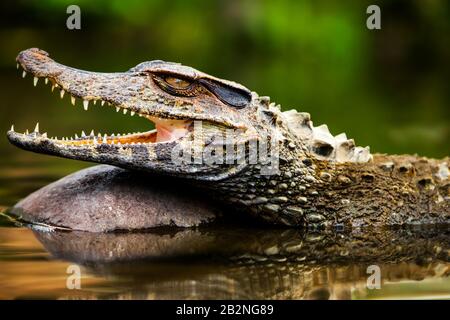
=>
[7,81,194,146]
[7,48,255,180]
[10,51,196,147]
[9,104,194,147]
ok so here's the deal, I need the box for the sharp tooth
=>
[25,129,29,135]
[81,130,86,137]
[101,101,105,106]
[83,100,89,110]
[34,122,39,133]
[33,77,38,86]
[116,107,120,112]
[45,78,48,85]
[10,124,14,131]
[71,96,76,105]
[97,133,101,138]
[123,109,128,115]
[90,129,94,136]
[75,134,79,139]
[16,63,19,69]
[60,89,65,98]
[102,134,107,144]
[22,71,26,78]
[130,111,135,116]
[42,132,47,138]
[51,84,56,91]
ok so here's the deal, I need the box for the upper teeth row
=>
[18,63,141,117]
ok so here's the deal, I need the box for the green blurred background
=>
[1,0,449,170]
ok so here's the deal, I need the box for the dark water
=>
[0,158,449,300]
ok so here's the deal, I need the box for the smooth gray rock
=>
[9,165,221,232]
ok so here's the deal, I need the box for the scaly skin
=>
[7,48,450,228]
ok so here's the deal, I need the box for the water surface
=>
[0,158,449,300]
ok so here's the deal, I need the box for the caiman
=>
[7,48,450,230]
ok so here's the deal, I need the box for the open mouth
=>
[10,64,194,147]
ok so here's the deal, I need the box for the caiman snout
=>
[16,48,60,78]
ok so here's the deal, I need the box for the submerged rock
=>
[9,165,221,232]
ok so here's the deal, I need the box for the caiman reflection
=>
[29,225,449,299]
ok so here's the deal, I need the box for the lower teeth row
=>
[10,123,151,145]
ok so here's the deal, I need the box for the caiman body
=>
[7,48,450,230]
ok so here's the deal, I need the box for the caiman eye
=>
[152,74,199,97]
[165,77,191,89]
[152,73,251,108]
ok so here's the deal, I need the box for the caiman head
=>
[9,48,371,184]
[8,48,272,180]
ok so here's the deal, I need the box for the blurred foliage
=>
[0,0,449,169]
